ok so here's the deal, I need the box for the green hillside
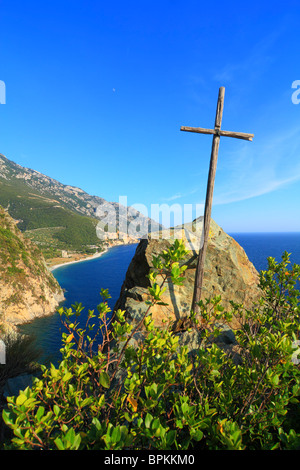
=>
[0,179,102,256]
[0,205,64,328]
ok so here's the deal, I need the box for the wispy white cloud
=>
[162,187,199,202]
[213,125,300,205]
[162,124,300,212]
[215,173,300,206]
[164,193,184,202]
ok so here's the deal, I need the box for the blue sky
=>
[0,0,299,232]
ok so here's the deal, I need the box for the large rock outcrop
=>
[0,206,64,327]
[114,217,261,331]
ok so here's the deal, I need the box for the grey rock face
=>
[114,217,261,331]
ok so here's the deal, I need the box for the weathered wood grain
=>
[180,126,254,141]
[181,86,254,313]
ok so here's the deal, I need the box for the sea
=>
[19,233,300,365]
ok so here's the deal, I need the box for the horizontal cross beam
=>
[180,126,254,141]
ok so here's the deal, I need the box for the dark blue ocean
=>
[20,244,139,365]
[20,233,300,365]
[230,232,300,272]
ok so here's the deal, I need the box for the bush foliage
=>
[1,240,300,450]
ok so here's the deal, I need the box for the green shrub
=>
[1,242,300,450]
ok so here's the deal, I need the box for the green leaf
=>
[100,288,111,300]
[98,394,105,407]
[190,429,203,441]
[272,374,280,386]
[16,393,27,406]
[36,406,45,421]
[111,426,121,443]
[99,371,110,389]
[124,412,133,422]
[171,262,180,279]
[54,437,65,450]
[2,409,13,426]
[145,413,153,429]
[72,433,82,450]
[62,371,73,382]
[151,418,160,432]
[181,402,190,415]
[166,430,176,447]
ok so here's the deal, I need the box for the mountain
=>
[0,153,162,258]
[0,205,64,327]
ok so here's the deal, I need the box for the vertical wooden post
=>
[181,87,253,313]
[191,87,225,313]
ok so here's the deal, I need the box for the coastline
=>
[47,240,139,272]
[48,247,109,272]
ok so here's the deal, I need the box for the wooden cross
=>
[181,86,254,314]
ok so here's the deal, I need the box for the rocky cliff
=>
[0,206,64,327]
[114,217,261,331]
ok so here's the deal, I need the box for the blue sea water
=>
[19,233,300,365]
[229,232,300,272]
[19,244,138,365]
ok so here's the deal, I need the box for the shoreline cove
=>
[48,248,109,272]
[17,243,140,364]
[48,242,138,272]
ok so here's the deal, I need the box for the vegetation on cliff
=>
[0,206,63,325]
[0,177,103,255]
[1,239,300,450]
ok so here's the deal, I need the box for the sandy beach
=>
[47,240,139,272]
[48,247,109,272]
